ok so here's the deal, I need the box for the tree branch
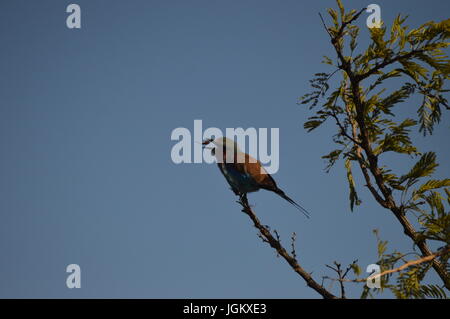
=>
[238,195,338,299]
[326,262,342,298]
[356,49,425,82]
[342,82,388,207]
[325,246,449,284]
[320,7,450,290]
[329,110,363,147]
[324,260,358,298]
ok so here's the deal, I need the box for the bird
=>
[202,137,310,218]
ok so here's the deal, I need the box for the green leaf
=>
[349,25,360,52]
[327,8,339,28]
[322,149,343,172]
[304,119,326,132]
[416,179,450,195]
[377,239,388,257]
[445,188,450,205]
[351,263,362,276]
[399,60,429,82]
[345,158,361,211]
[367,69,402,92]
[399,152,438,186]
[322,55,334,65]
[373,118,418,156]
[421,191,445,215]
[336,0,345,19]
[420,284,447,299]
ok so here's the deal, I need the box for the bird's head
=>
[202,137,241,153]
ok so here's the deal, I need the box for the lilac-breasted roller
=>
[202,137,310,218]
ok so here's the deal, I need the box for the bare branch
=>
[238,196,337,299]
[324,260,358,298]
[318,13,332,38]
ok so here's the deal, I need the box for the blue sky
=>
[0,0,448,298]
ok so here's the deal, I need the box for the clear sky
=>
[0,0,448,298]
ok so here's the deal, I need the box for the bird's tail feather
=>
[273,189,311,219]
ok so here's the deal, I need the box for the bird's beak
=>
[201,138,214,149]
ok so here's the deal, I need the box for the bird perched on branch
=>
[202,137,310,218]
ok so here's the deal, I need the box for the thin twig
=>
[318,13,332,38]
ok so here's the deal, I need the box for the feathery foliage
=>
[300,0,449,298]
